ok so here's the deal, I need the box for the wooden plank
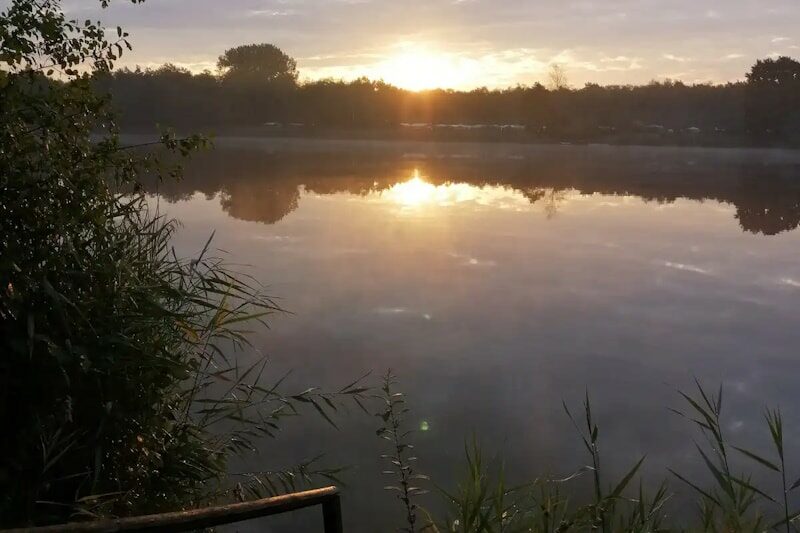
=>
[4,486,339,533]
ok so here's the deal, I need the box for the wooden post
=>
[322,494,343,533]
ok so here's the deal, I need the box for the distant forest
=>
[99,44,800,147]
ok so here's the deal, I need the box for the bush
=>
[0,1,366,526]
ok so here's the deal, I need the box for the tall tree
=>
[746,56,800,86]
[548,63,569,90]
[745,56,800,137]
[216,44,298,125]
[217,43,298,86]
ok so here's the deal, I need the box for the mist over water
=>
[155,139,800,532]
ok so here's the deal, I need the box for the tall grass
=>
[670,382,800,532]
[376,377,799,532]
[0,0,368,525]
[376,370,429,532]
[3,184,368,524]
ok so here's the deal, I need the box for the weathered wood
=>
[3,486,340,533]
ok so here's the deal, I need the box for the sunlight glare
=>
[386,171,438,206]
[382,170,532,211]
[376,44,476,91]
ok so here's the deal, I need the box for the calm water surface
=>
[155,139,800,531]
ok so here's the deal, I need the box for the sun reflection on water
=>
[384,171,437,207]
[381,169,531,210]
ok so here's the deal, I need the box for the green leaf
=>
[668,468,721,506]
[732,446,780,473]
[695,444,733,498]
[729,476,776,503]
[609,456,646,500]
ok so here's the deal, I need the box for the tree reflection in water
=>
[148,143,800,235]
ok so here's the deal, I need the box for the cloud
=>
[301,45,552,89]
[663,53,692,63]
[299,45,651,89]
[135,60,217,73]
[600,55,635,63]
[247,9,296,17]
[68,0,800,88]
[552,49,642,73]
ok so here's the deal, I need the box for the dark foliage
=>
[0,2,365,527]
[97,45,800,146]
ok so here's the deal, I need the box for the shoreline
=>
[120,133,800,163]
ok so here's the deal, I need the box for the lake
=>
[154,138,800,531]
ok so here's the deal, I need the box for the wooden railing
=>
[3,486,342,533]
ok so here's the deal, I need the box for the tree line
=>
[98,44,800,146]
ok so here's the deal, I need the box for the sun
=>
[376,44,475,91]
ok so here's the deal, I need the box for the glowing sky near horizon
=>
[58,0,800,89]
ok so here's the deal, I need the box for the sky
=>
[60,0,800,90]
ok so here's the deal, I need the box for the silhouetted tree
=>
[548,64,569,90]
[213,44,297,125]
[217,43,298,86]
[745,56,800,138]
[746,56,800,86]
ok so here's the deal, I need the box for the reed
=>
[376,377,798,532]
[0,1,367,525]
